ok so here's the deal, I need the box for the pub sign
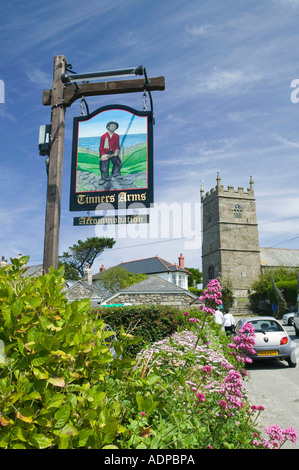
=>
[70,104,154,211]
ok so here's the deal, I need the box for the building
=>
[201,174,261,298]
[260,247,299,272]
[201,174,299,303]
[94,254,190,290]
[102,275,198,307]
[62,265,106,307]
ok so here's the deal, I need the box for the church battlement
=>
[201,174,255,202]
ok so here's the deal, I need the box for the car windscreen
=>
[248,319,284,333]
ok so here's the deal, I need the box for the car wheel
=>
[294,324,299,337]
[288,318,294,326]
[287,356,297,368]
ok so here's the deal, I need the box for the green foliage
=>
[96,266,147,295]
[59,237,115,277]
[217,275,234,310]
[1,263,295,450]
[249,267,298,313]
[268,279,298,306]
[186,268,202,288]
[95,304,186,356]
[0,257,136,449]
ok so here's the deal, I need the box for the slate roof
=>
[260,247,299,268]
[63,279,106,298]
[103,275,198,304]
[21,264,43,277]
[116,256,189,275]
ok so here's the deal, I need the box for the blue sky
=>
[1,0,299,274]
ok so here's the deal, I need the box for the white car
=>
[235,316,297,367]
[282,312,294,326]
[294,312,299,337]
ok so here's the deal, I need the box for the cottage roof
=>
[260,247,299,268]
[102,275,198,304]
[63,279,106,299]
[117,256,189,275]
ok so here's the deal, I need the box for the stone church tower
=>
[201,174,260,299]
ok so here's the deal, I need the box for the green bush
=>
[0,256,137,449]
[94,305,188,355]
[268,280,298,307]
[1,261,295,449]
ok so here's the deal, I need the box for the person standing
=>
[214,307,224,327]
[223,309,235,335]
[99,121,122,182]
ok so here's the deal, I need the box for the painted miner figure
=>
[99,121,123,183]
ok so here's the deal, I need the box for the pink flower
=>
[202,365,213,375]
[140,411,146,417]
[195,392,206,403]
[264,425,284,443]
[282,427,297,444]
[219,400,228,409]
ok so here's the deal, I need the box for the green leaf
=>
[54,403,71,428]
[29,434,53,449]
[48,377,65,388]
[33,367,49,380]
[31,350,51,367]
[57,424,79,438]
[78,429,94,447]
[46,393,65,410]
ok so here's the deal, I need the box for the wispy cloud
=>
[191,67,262,96]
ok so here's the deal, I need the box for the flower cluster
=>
[218,369,245,413]
[198,279,222,316]
[253,425,297,448]
[228,322,256,364]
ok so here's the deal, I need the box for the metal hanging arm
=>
[80,96,90,116]
[143,67,155,124]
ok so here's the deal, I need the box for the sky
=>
[1,0,299,274]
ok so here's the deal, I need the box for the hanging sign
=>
[69,104,154,212]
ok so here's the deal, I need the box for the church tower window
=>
[233,204,242,219]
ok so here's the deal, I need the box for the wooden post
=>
[43,55,67,273]
[42,57,165,274]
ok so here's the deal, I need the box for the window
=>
[178,274,185,288]
[208,265,214,280]
[233,204,242,219]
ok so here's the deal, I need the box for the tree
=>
[186,268,202,288]
[218,275,234,311]
[249,267,298,313]
[95,266,147,294]
[59,237,115,278]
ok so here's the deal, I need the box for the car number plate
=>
[258,350,278,356]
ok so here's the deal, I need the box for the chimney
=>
[100,264,106,272]
[84,265,93,285]
[178,253,184,268]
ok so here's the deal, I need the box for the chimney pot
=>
[178,253,184,268]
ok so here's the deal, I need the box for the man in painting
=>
[99,121,123,183]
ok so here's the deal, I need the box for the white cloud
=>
[190,67,262,96]
[185,23,215,37]
[26,68,51,88]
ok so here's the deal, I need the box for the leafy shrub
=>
[268,280,298,307]
[94,305,190,355]
[0,257,136,449]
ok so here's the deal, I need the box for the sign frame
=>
[69,104,154,212]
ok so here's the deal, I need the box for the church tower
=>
[201,174,260,298]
